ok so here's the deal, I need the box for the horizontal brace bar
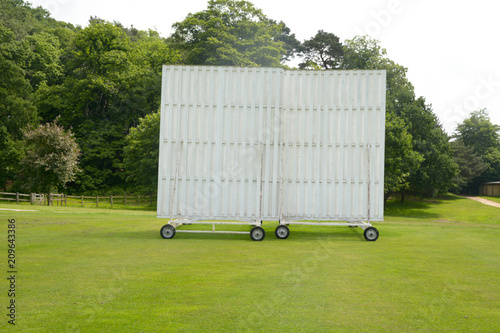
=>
[283,143,381,148]
[166,177,259,182]
[164,103,278,109]
[163,177,381,184]
[177,221,256,225]
[285,222,372,227]
[176,230,250,235]
[163,140,280,145]
[162,139,381,148]
[283,107,382,111]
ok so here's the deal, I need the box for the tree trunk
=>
[384,192,392,210]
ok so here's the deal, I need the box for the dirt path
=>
[463,196,500,208]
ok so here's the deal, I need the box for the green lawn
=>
[0,195,498,332]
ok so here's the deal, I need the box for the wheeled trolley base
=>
[160,220,378,241]
[160,221,266,241]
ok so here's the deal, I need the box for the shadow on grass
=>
[285,227,365,241]
[384,195,463,220]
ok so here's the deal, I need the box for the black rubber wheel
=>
[275,225,290,239]
[250,226,265,241]
[363,227,379,241]
[160,224,176,239]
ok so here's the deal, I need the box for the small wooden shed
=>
[479,181,500,196]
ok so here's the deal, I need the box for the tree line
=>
[1,0,499,200]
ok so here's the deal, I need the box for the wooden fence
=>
[0,192,156,208]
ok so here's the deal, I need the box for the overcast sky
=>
[29,0,499,133]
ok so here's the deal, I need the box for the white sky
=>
[29,0,499,134]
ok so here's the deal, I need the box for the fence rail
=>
[0,192,156,208]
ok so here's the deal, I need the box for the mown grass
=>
[0,195,498,332]
[385,194,500,225]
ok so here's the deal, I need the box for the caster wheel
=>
[363,227,379,241]
[160,224,176,239]
[250,226,265,241]
[275,225,290,239]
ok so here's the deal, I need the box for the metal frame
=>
[158,66,386,241]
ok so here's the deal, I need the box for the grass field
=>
[0,195,498,332]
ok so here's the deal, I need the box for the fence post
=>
[81,195,84,207]
[110,195,113,208]
[64,194,67,206]
[124,195,127,206]
[48,193,52,206]
[16,192,19,204]
[96,195,99,208]
[30,193,35,205]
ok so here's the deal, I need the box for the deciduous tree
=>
[454,110,500,193]
[20,120,80,202]
[0,24,39,189]
[123,112,160,194]
[299,30,343,70]
[455,109,500,154]
[35,21,179,193]
[171,0,296,67]
[383,112,423,203]
[450,139,487,193]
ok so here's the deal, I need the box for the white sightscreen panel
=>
[157,66,284,221]
[281,70,386,221]
[158,66,386,222]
